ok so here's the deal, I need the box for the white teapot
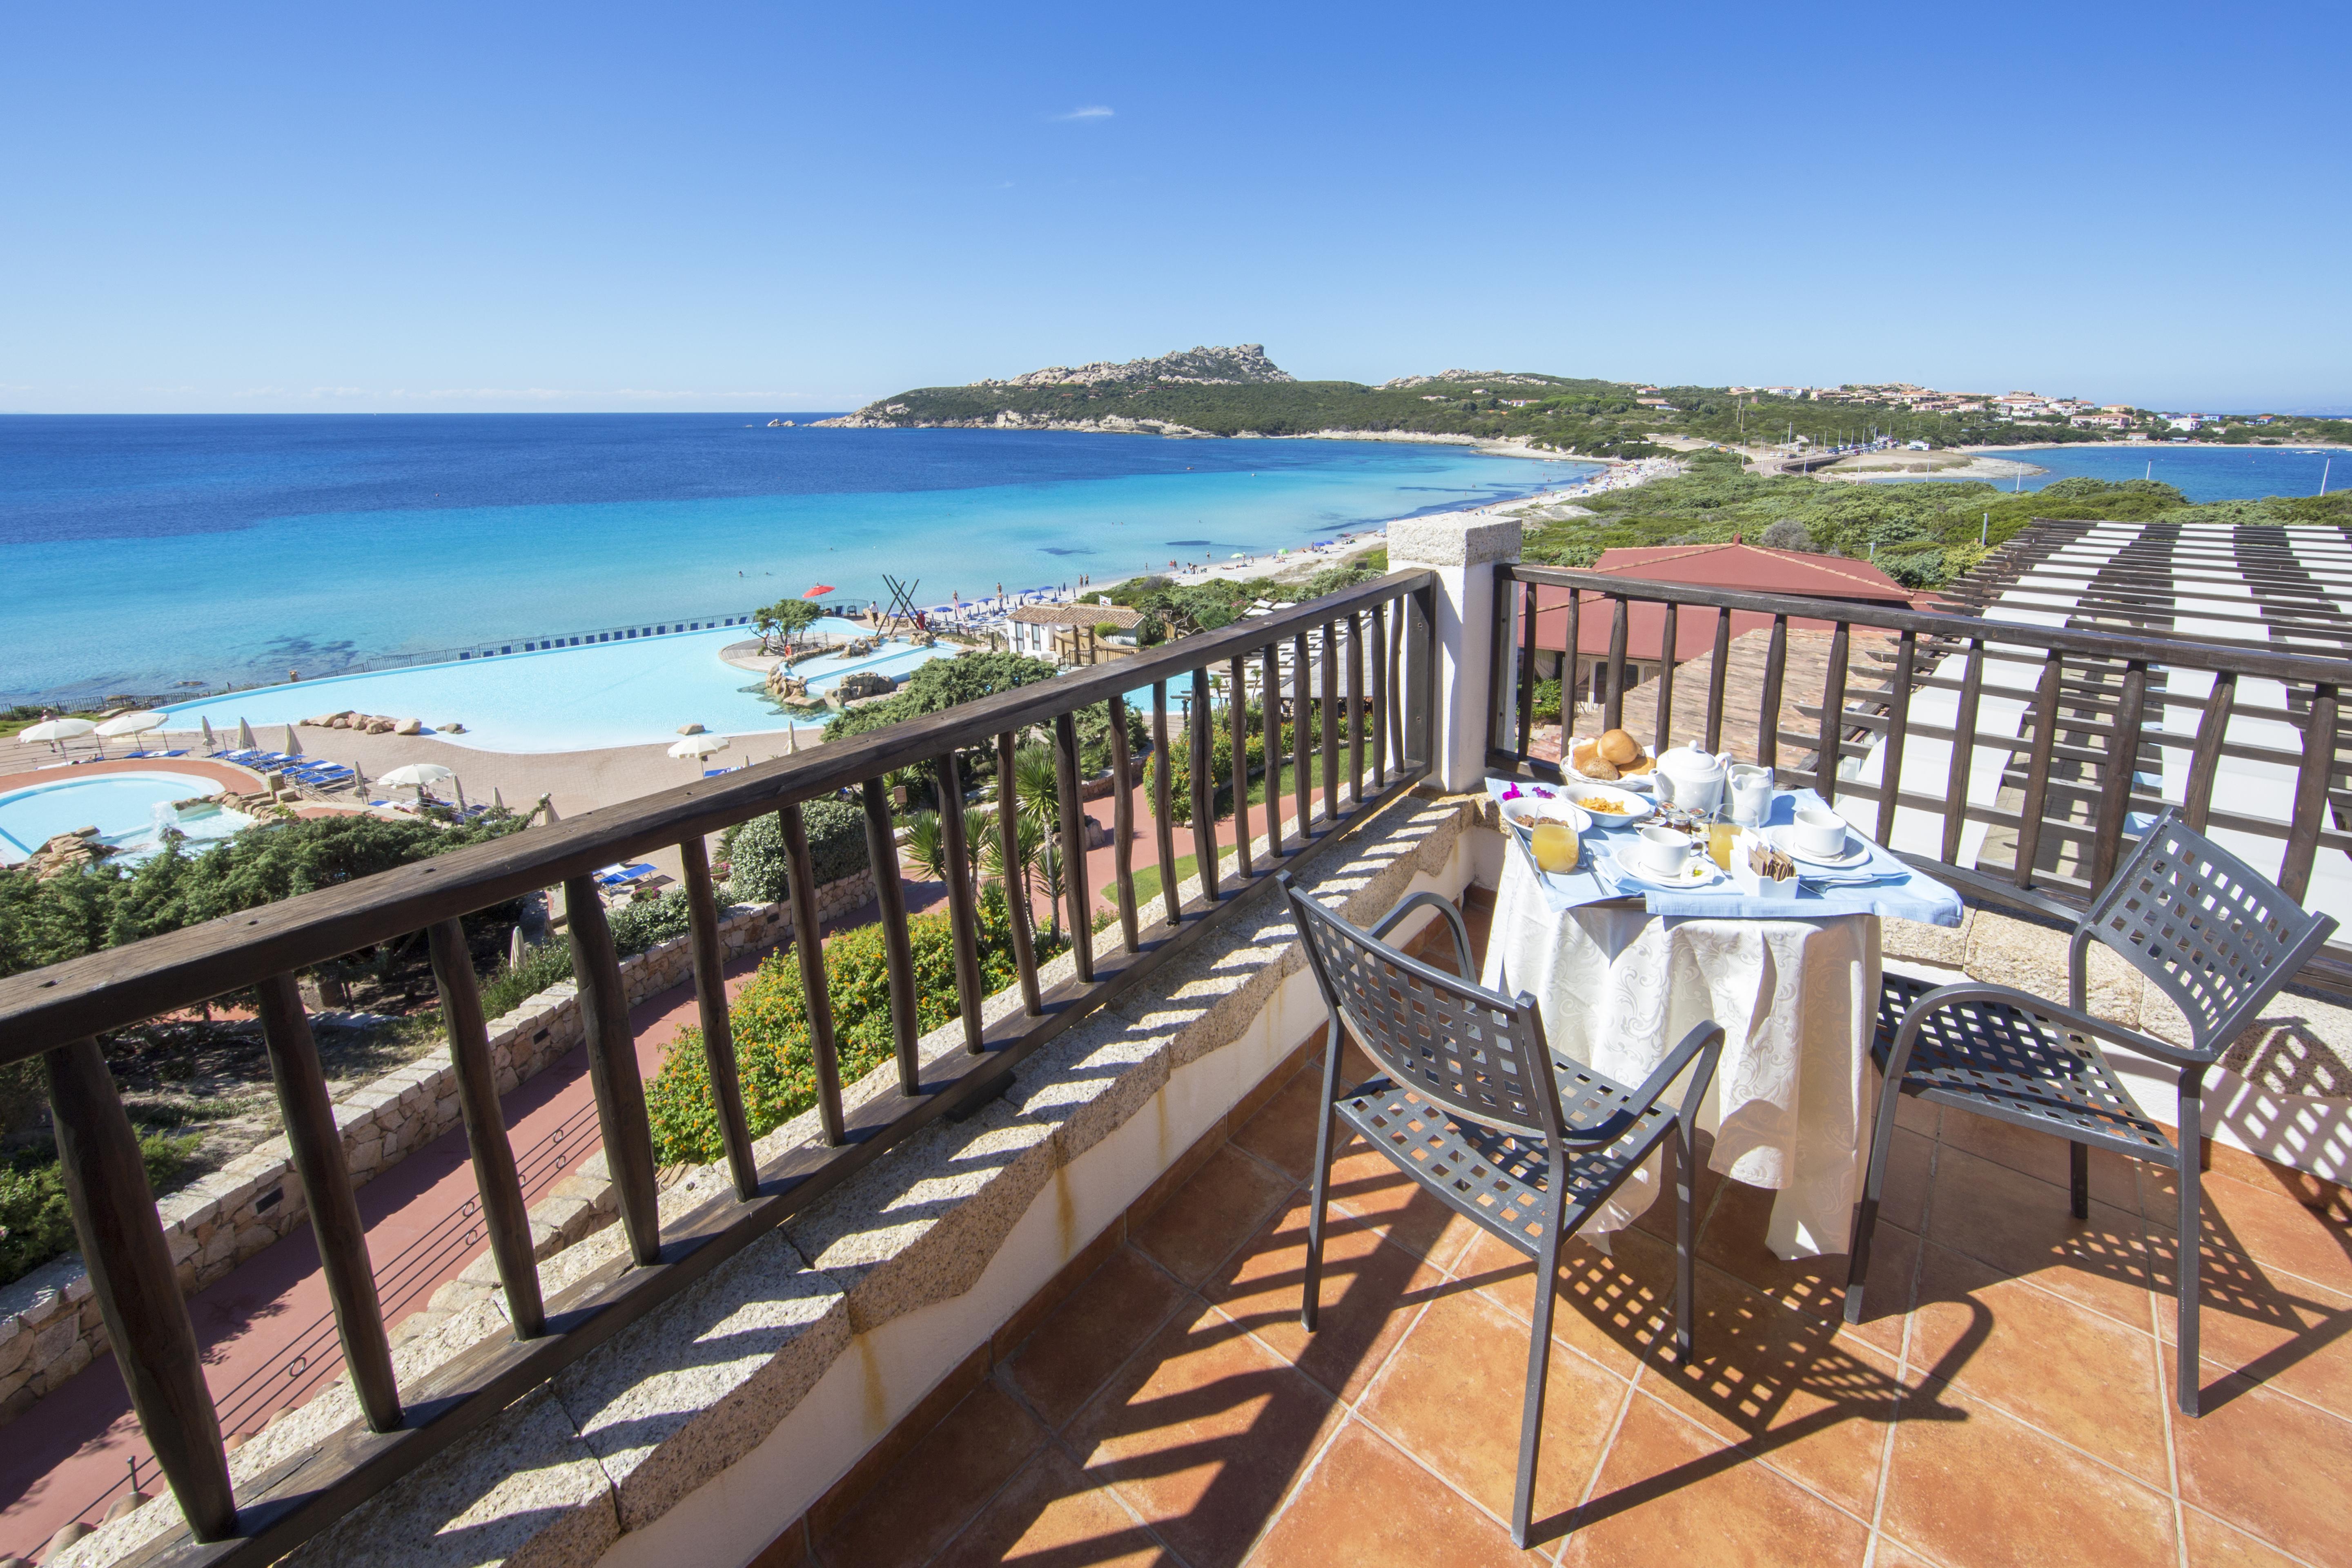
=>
[1653,744,1733,814]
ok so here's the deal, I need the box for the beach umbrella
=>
[786,726,799,754]
[669,733,730,764]
[351,763,369,797]
[538,794,559,824]
[378,762,454,802]
[453,777,468,811]
[492,786,506,811]
[236,718,257,750]
[96,711,165,739]
[200,716,217,749]
[802,584,835,599]
[283,725,303,757]
[19,717,97,754]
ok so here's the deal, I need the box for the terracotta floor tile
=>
[1323,1130,1488,1266]
[1227,1062,1330,1183]
[1893,1092,1940,1138]
[1902,1241,2170,1488]
[815,1381,1049,1568]
[1130,1144,1298,1288]
[1356,1286,1626,1534]
[1246,1419,1541,1566]
[1066,1300,1341,1568]
[1879,1374,2176,1568]
[1931,1110,2146,1214]
[1563,1392,1871,1568]
[1831,1221,1921,1361]
[2169,1367,2352,1568]
[1208,1196,1445,1402]
[2153,1249,2352,1420]
[2180,1505,2306,1567]
[1696,1169,1918,1328]
[1459,1223,1679,1380]
[2192,1171,2352,1296]
[933,1445,1174,1568]
[1920,1146,2157,1326]
[1635,1267,1907,1517]
[1003,1246,1196,1432]
[1866,1544,1937,1568]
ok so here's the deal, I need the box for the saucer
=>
[1767,824,1873,870]
[1609,845,1727,889]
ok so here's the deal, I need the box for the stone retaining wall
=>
[0,868,874,1426]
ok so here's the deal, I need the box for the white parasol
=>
[236,718,257,750]
[18,717,97,754]
[96,711,165,739]
[377,762,455,802]
[283,724,303,757]
[669,733,731,763]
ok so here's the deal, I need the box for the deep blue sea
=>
[1891,441,2343,501]
[0,416,1572,701]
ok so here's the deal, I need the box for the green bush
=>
[645,884,1058,1165]
[719,799,871,904]
[1530,678,1563,722]
[2,1129,199,1287]
[477,938,575,1020]
[608,888,693,957]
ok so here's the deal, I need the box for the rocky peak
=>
[1380,369,1557,390]
[972,344,1294,390]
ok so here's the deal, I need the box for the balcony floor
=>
[795,903,2352,1567]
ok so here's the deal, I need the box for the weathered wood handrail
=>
[1,569,1437,1568]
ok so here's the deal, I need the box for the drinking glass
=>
[1708,819,1739,871]
[1530,820,1580,874]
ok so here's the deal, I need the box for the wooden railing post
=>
[935,749,989,1050]
[1187,669,1219,904]
[1705,608,1731,754]
[1106,697,1142,951]
[1229,653,1254,881]
[1562,586,1582,733]
[1149,688,1183,927]
[2183,671,2238,834]
[1258,648,1285,860]
[778,804,846,1145]
[1515,581,1537,755]
[562,880,661,1266]
[2090,659,2151,890]
[1757,612,1789,770]
[1815,621,1850,802]
[1410,582,1438,775]
[1292,630,1314,833]
[1054,710,1097,975]
[256,972,401,1430]
[1347,612,1366,813]
[2013,653,2065,889]
[1938,640,1988,866]
[2281,682,2338,902]
[1370,601,1391,790]
[1654,601,1678,758]
[1319,626,1339,822]
[1873,630,1917,846]
[860,777,923,1087]
[995,734,1044,1011]
[1603,595,1630,735]
[678,839,759,1199]
[425,920,545,1336]
[44,1037,236,1540]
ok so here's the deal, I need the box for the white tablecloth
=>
[1480,847,1881,1259]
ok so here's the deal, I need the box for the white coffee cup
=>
[1638,824,1693,878]
[1794,807,1848,858]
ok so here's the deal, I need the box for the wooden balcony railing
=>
[1488,564,2352,984]
[0,570,1437,1567]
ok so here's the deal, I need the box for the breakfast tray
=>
[1485,778,1962,926]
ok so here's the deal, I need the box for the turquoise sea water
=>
[0,417,1573,703]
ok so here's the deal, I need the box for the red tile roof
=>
[1532,542,1911,660]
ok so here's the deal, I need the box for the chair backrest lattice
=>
[2082,811,2339,1058]
[1286,884,1563,1145]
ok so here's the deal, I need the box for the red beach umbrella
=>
[802,585,835,599]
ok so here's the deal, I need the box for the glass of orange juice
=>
[1707,819,1739,871]
[1531,818,1581,874]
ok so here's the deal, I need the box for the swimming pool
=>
[154,621,955,753]
[0,770,254,865]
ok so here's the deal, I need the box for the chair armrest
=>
[1556,1021,1726,1147]
[1370,892,1474,980]
[1893,980,2215,1071]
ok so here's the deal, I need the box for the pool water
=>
[154,621,954,753]
[0,771,253,864]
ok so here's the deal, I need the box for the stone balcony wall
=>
[0,868,874,1427]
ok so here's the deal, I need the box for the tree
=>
[753,597,821,653]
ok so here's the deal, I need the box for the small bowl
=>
[1557,784,1650,828]
[1501,795,1592,835]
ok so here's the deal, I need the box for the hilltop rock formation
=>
[1379,369,1560,390]
[973,343,1294,390]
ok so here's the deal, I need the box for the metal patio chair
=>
[1844,811,2336,1415]
[1281,875,1724,1547]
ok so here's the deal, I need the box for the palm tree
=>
[1011,745,1065,942]
[903,805,991,886]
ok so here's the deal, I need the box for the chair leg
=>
[1670,1125,1695,1364]
[2176,1113,2205,1417]
[1843,1080,1910,1326]
[1513,1225,1562,1550]
[1301,1107,1338,1334]
[2069,1139,2090,1221]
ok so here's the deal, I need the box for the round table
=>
[1479,847,1882,1259]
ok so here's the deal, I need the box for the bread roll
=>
[1599,728,1640,766]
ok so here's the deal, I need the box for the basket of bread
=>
[1568,728,1656,785]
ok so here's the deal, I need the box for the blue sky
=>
[4,2,2345,414]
